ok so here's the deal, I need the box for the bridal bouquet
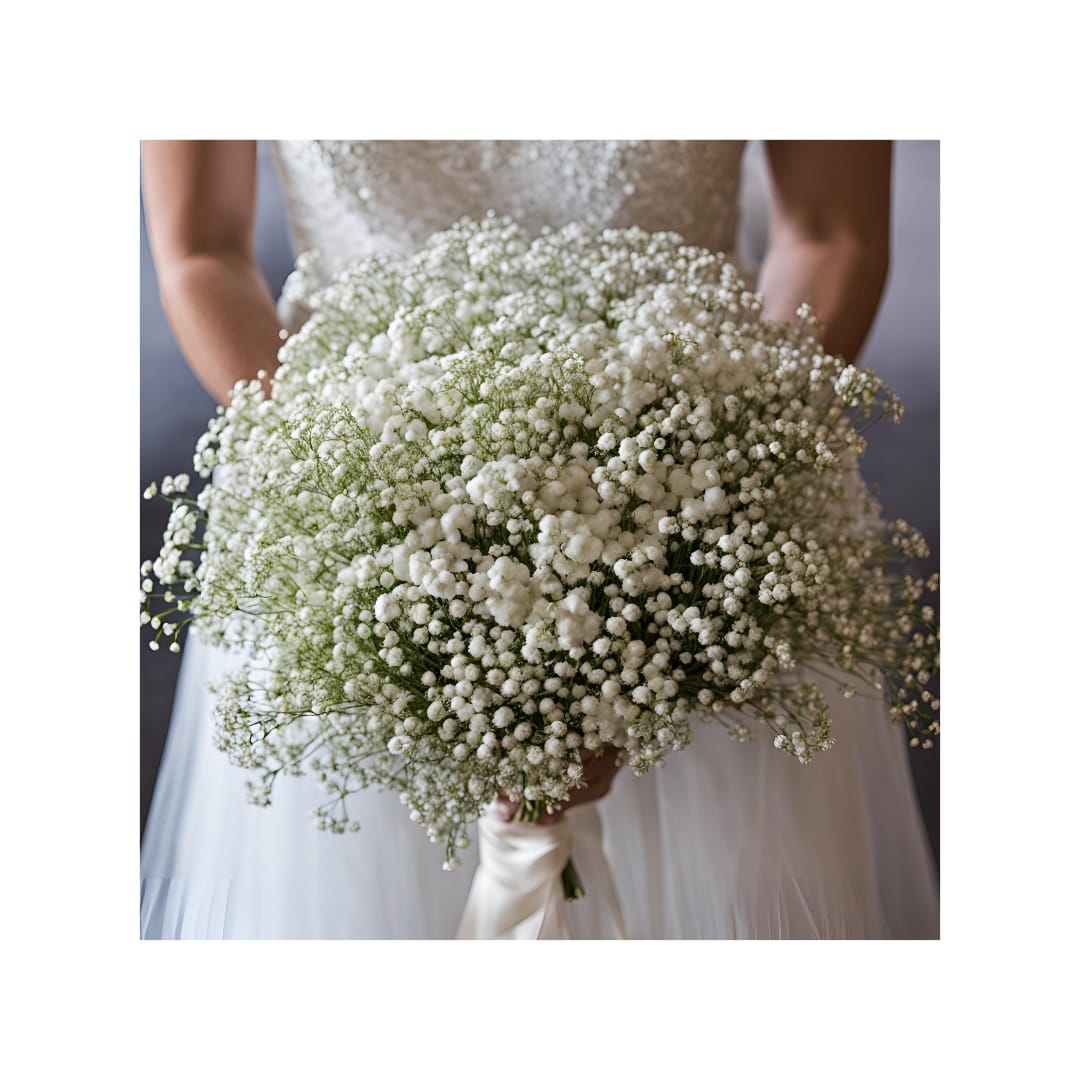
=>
[141,215,939,874]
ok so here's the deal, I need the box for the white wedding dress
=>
[140,140,939,939]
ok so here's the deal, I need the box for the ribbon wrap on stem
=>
[456,802,626,939]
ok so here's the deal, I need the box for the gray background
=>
[140,140,940,864]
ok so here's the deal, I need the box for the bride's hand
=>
[494,749,621,825]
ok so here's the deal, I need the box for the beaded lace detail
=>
[272,140,747,279]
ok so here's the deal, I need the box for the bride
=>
[140,139,939,939]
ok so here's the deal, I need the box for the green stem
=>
[561,858,585,902]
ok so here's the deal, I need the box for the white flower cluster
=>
[141,215,940,866]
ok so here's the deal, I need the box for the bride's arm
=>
[758,140,892,362]
[142,140,283,406]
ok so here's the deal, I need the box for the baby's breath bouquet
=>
[142,215,939,872]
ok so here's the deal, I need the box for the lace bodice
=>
[272,140,749,278]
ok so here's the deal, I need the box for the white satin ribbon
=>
[456,803,627,940]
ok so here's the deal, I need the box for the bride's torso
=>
[272,139,749,275]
